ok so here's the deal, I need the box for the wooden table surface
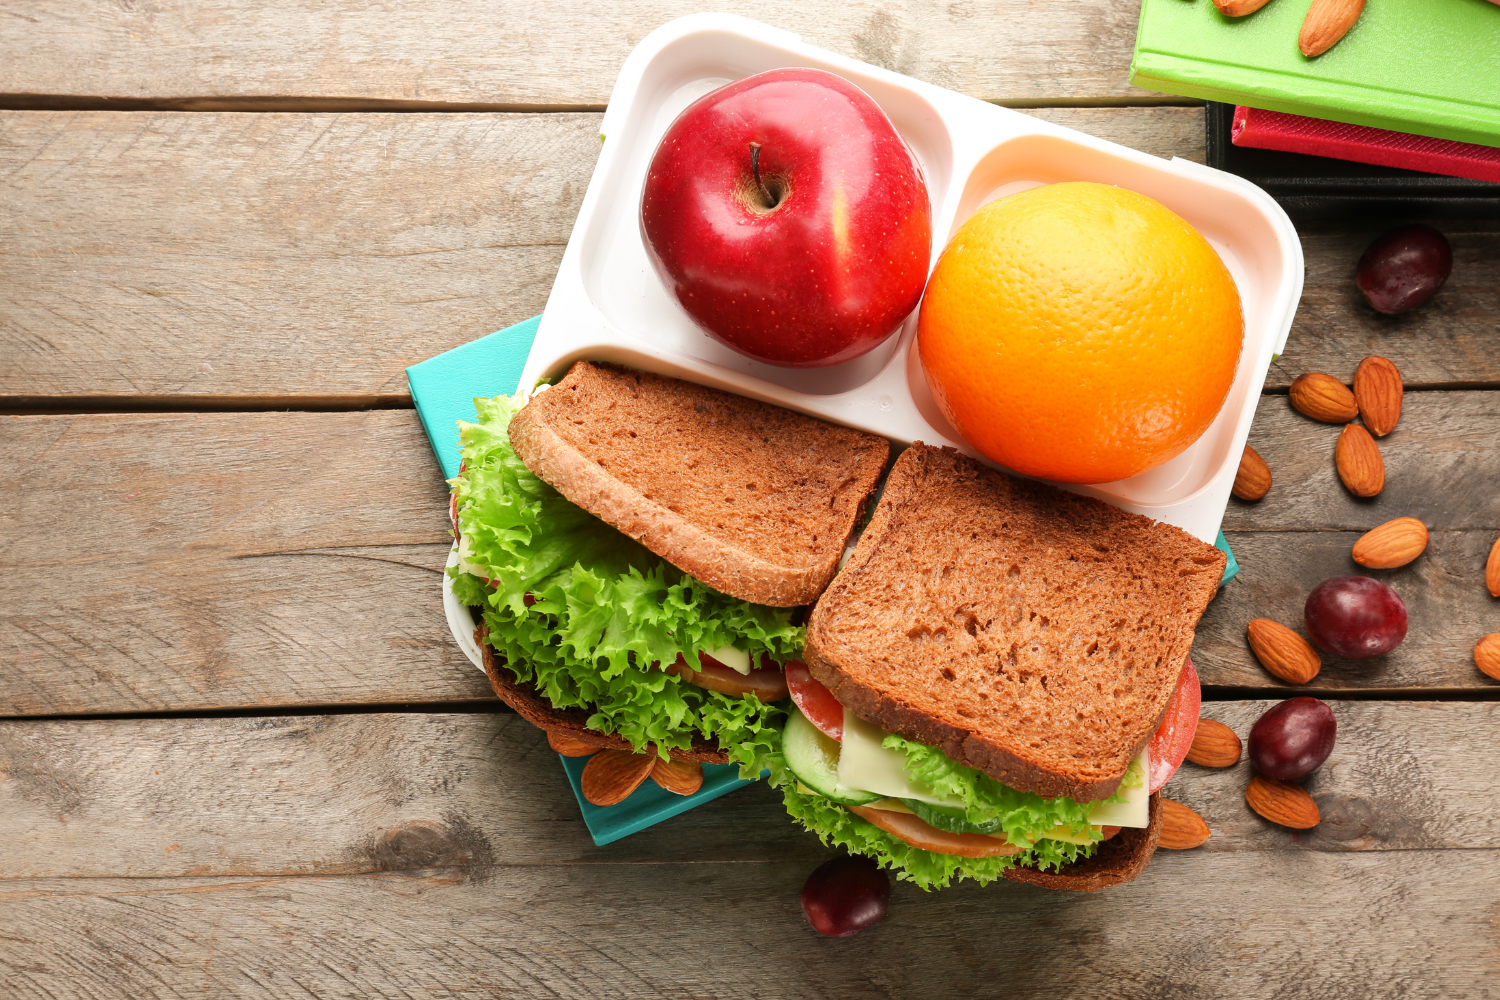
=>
[4,4,1499,997]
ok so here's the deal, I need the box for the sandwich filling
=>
[731,692,1146,891]
[449,395,802,754]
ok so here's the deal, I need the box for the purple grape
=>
[1249,697,1337,781]
[1304,576,1407,659]
[801,856,890,937]
[1356,224,1452,315]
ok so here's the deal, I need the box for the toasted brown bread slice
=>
[479,630,728,764]
[508,360,888,607]
[1004,793,1163,891]
[805,444,1225,802]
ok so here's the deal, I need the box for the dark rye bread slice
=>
[1003,792,1163,892]
[805,444,1225,802]
[478,630,728,764]
[508,360,888,607]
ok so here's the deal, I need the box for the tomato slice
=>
[786,660,844,740]
[1147,657,1201,794]
[847,805,1021,858]
[666,653,789,702]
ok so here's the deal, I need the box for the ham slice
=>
[848,805,1022,859]
[664,653,789,702]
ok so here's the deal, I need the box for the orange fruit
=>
[917,181,1243,484]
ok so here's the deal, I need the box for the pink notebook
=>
[1232,106,1500,185]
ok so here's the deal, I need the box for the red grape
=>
[1304,576,1407,659]
[801,856,890,937]
[1356,224,1452,315]
[1249,697,1336,781]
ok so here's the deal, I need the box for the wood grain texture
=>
[1,851,1494,999]
[1159,701,1497,852]
[0,107,1200,402]
[1224,390,1500,533]
[0,411,491,715]
[0,713,825,880]
[0,110,597,402]
[5,108,1498,403]
[1197,390,1500,690]
[1,704,1494,883]
[1196,528,1500,690]
[1269,220,1500,392]
[0,1,1159,108]
[6,396,1500,715]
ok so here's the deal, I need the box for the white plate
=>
[443,542,486,672]
[517,12,1303,545]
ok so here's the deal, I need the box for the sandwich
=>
[732,444,1224,890]
[447,360,888,768]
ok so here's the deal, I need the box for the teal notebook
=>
[1130,0,1500,148]
[407,317,1239,845]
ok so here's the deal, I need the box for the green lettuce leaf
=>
[448,570,493,608]
[883,735,1104,844]
[450,394,803,755]
[731,713,1097,891]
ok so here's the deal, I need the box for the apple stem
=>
[748,142,775,209]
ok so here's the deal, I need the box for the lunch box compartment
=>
[576,28,956,399]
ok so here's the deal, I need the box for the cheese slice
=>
[1087,747,1150,830]
[837,709,1150,829]
[455,534,492,580]
[703,645,750,675]
[836,710,966,807]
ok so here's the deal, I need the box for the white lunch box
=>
[516,13,1302,545]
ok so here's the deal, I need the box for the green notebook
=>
[1130,0,1500,149]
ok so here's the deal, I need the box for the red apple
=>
[640,68,931,368]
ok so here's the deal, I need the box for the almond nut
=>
[1213,0,1273,13]
[1232,444,1272,501]
[1157,798,1212,849]
[1245,775,1320,829]
[1353,356,1403,436]
[1247,618,1322,684]
[1299,0,1366,56]
[580,749,657,806]
[650,757,704,796]
[548,731,603,757]
[1289,372,1358,423]
[1487,535,1500,598]
[1476,634,1500,682]
[1186,719,1242,767]
[1352,517,1428,569]
[1336,423,1385,497]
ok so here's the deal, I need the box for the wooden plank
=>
[5,108,1498,404]
[6,393,1500,715]
[1223,390,1500,533]
[0,1,1162,109]
[0,410,491,715]
[1199,529,1500,691]
[0,850,1492,999]
[0,107,1200,404]
[1,703,1492,882]
[1201,390,1500,692]
[0,110,602,405]
[1269,220,1500,392]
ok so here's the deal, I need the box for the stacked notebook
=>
[1231,106,1500,185]
[1131,0,1500,147]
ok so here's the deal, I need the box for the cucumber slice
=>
[783,707,880,805]
[903,799,1003,836]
